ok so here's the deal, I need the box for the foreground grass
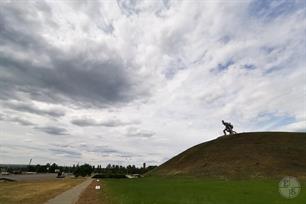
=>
[0,177,85,204]
[100,177,305,204]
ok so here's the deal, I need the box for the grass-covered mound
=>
[149,132,306,178]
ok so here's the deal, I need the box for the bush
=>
[73,164,93,177]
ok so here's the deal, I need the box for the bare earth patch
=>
[76,179,100,204]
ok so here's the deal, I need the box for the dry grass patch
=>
[0,178,85,204]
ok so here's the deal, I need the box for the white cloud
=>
[0,0,305,166]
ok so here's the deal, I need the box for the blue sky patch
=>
[217,60,235,71]
[261,46,276,54]
[255,112,296,130]
[244,64,256,70]
[219,35,231,44]
[248,0,302,21]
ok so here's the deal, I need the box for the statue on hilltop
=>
[222,120,236,135]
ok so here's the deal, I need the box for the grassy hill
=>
[149,132,306,178]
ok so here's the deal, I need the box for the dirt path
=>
[45,178,92,204]
[76,179,100,204]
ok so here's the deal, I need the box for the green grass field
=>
[101,177,305,204]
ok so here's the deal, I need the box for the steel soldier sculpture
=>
[222,120,236,135]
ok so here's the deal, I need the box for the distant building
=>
[126,174,141,179]
[143,163,146,169]
[1,171,9,175]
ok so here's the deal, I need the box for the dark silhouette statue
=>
[222,120,236,135]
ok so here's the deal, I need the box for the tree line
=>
[3,163,157,177]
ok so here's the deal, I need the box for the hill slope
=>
[149,132,306,178]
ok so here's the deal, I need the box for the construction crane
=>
[28,158,32,166]
[28,159,32,172]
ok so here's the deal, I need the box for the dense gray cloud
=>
[126,127,155,138]
[49,148,81,158]
[50,143,137,160]
[0,45,142,107]
[0,113,34,126]
[79,144,121,155]
[0,2,148,107]
[71,118,100,127]
[35,126,68,135]
[71,117,139,127]
[4,102,65,117]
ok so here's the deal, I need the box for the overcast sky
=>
[0,0,305,166]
